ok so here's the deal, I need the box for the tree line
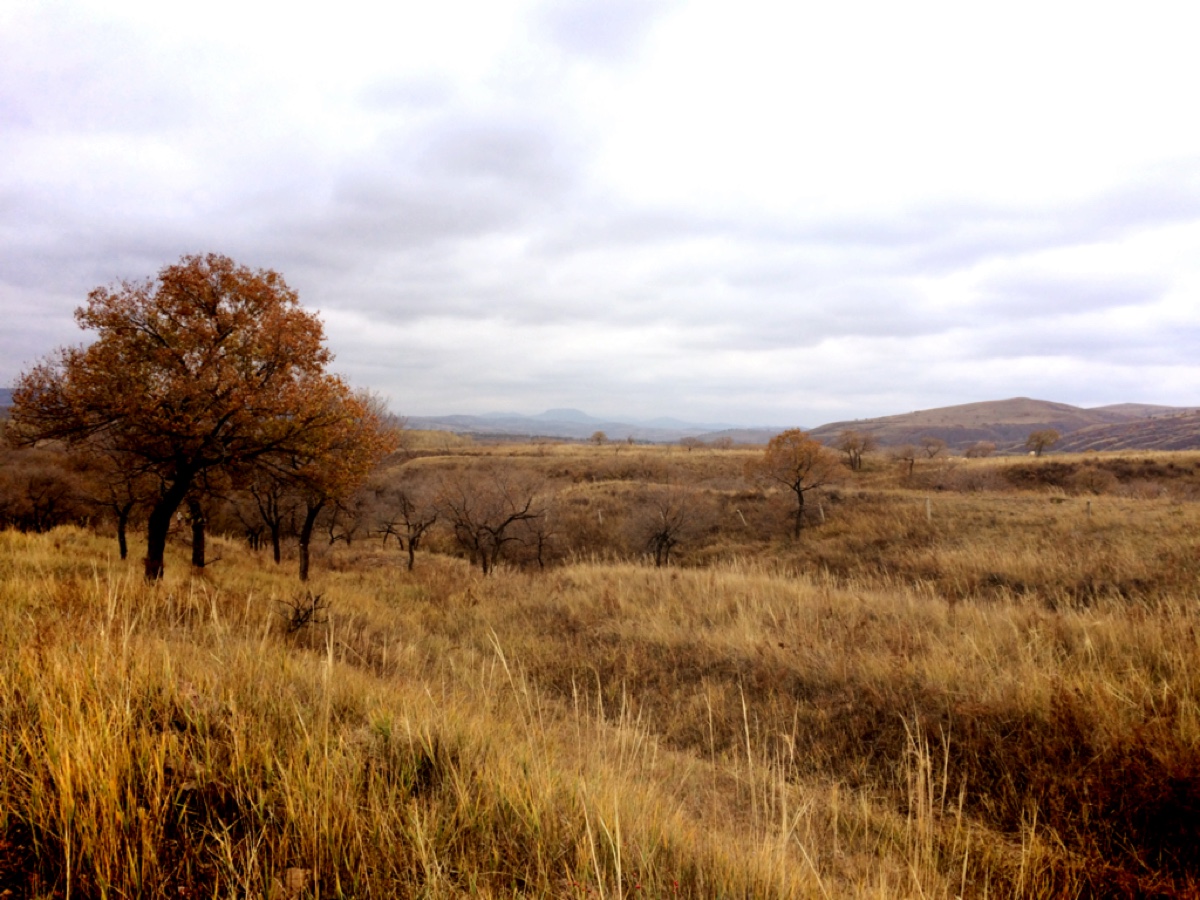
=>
[2,253,1067,578]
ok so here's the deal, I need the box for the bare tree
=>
[837,430,877,471]
[244,476,298,564]
[636,489,690,567]
[1026,429,1060,457]
[437,466,542,575]
[376,477,439,571]
[514,496,559,570]
[325,489,374,546]
[680,436,704,453]
[920,436,947,459]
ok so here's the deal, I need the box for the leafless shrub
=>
[277,591,330,633]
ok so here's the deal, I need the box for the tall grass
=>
[0,529,983,897]
[4,448,1200,896]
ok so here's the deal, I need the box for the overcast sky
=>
[4,1,1200,427]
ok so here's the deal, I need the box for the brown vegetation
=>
[3,443,1200,896]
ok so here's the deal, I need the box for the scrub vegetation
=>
[3,440,1200,898]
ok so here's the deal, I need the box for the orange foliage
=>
[746,428,841,537]
[11,253,384,579]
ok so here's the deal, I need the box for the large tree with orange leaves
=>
[10,253,378,580]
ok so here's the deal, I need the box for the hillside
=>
[809,397,1198,453]
[1055,409,1200,452]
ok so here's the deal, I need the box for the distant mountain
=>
[531,408,600,423]
[695,426,787,445]
[405,410,767,444]
[0,388,12,409]
[807,398,1199,453]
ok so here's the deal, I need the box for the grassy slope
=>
[809,398,1200,453]
[4,448,1200,897]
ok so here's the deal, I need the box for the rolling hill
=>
[808,397,1200,454]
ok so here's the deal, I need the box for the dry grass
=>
[5,448,1200,897]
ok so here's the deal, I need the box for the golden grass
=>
[5,449,1200,896]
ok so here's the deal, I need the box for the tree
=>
[837,429,877,471]
[920,436,947,459]
[272,385,398,582]
[73,436,157,560]
[0,446,87,533]
[746,429,840,538]
[376,477,439,571]
[10,253,358,580]
[590,431,608,446]
[892,444,918,477]
[635,488,690,567]
[1026,429,1060,457]
[964,441,996,459]
[244,475,299,564]
[680,436,703,453]
[437,466,541,575]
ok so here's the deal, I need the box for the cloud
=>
[972,274,1167,320]
[4,1,1200,425]
[536,0,674,63]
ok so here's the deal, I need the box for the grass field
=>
[3,445,1200,897]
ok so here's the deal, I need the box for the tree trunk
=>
[270,522,282,564]
[116,502,132,561]
[298,500,323,582]
[793,488,805,538]
[144,476,193,581]
[407,539,417,572]
[188,497,206,568]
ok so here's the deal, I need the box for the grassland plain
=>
[3,446,1200,897]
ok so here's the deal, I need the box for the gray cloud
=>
[973,274,1167,320]
[4,3,1200,425]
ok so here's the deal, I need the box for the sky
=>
[4,0,1200,427]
